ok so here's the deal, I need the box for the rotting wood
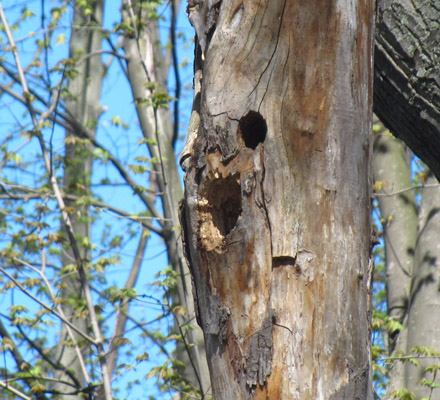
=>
[181,0,374,398]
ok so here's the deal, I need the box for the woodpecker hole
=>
[239,111,267,150]
[272,255,297,269]
[210,173,242,236]
[199,172,242,251]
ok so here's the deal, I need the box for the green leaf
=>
[2,337,14,351]
[424,364,440,373]
[418,378,440,388]
[129,164,148,174]
[110,115,128,129]
[411,346,440,356]
[30,383,47,393]
[110,288,138,304]
[60,263,78,274]
[9,304,29,315]
[136,352,149,362]
[137,138,157,146]
[23,278,42,288]
[390,387,416,400]
[51,7,62,22]
[56,33,65,45]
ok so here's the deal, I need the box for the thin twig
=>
[376,354,440,362]
[17,257,91,384]
[107,228,149,376]
[0,4,30,95]
[0,265,95,344]
[0,79,164,223]
[14,322,82,387]
[373,183,440,197]
[12,24,113,45]
[0,180,164,233]
[76,49,128,65]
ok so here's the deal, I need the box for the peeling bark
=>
[182,1,374,398]
[245,309,274,389]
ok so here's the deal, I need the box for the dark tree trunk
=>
[374,0,440,180]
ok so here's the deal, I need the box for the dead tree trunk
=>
[181,1,374,398]
[181,0,373,399]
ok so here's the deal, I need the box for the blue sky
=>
[0,1,196,398]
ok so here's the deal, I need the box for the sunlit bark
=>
[182,1,374,397]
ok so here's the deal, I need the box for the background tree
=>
[372,118,417,397]
[373,119,440,400]
[54,1,105,397]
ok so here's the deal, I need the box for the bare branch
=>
[0,4,30,95]
[107,228,149,376]
[13,322,82,388]
[0,265,96,344]
[0,319,31,372]
[126,0,140,40]
[373,183,440,198]
[19,257,91,384]
[13,24,113,45]
[0,180,164,234]
[0,381,31,400]
[0,79,164,223]
[77,49,128,65]
[170,0,182,147]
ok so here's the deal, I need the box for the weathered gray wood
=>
[182,1,374,398]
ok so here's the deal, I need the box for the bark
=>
[181,1,374,398]
[54,1,105,397]
[372,119,418,395]
[374,0,440,181]
[405,174,440,399]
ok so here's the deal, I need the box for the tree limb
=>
[107,228,149,376]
